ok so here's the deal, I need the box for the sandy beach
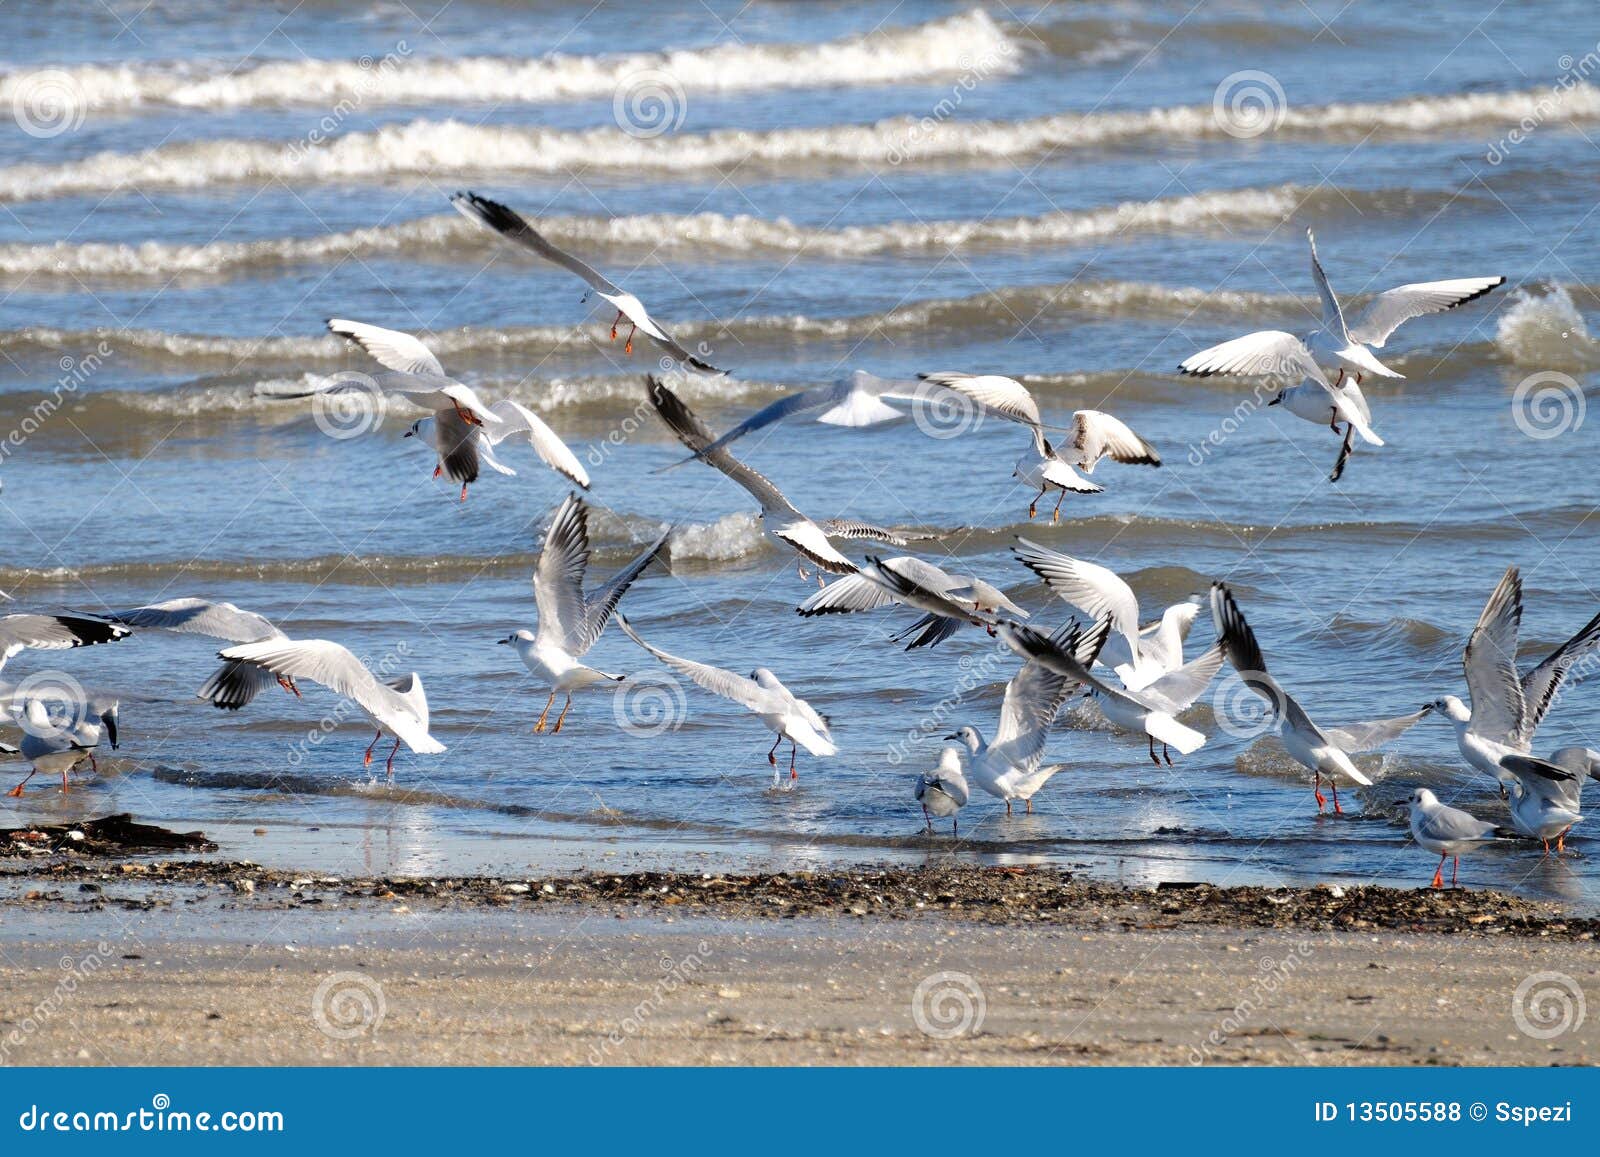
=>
[0,856,1594,1066]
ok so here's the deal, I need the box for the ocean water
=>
[2,0,1599,901]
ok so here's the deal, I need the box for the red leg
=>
[1431,855,1445,889]
[767,734,781,767]
[625,323,636,355]
[6,771,35,797]
[364,729,381,767]
[60,769,69,792]
[1313,771,1325,812]
[1451,856,1459,888]
[610,311,623,340]
[459,483,469,503]
[1051,488,1065,524]
[452,401,483,427]
[551,695,572,734]
[789,741,797,782]
[533,691,556,733]
[385,735,401,778]
[433,464,443,479]
[278,676,302,699]
[1330,779,1342,815]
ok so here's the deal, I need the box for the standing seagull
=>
[1396,788,1508,889]
[1012,539,1195,689]
[914,747,969,835]
[616,614,834,785]
[502,494,670,734]
[918,372,1159,522]
[647,375,903,583]
[1179,229,1503,480]
[214,638,445,777]
[998,619,1223,766]
[1503,770,1584,856]
[451,191,722,373]
[103,597,289,711]
[1431,566,1600,792]
[949,619,1107,815]
[798,555,1027,650]
[1211,583,1431,813]
[8,698,119,796]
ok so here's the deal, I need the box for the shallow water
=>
[2,0,1599,904]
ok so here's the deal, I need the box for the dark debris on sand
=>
[0,814,217,858]
[0,856,1595,939]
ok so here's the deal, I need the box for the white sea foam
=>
[0,10,1016,114]
[0,184,1353,279]
[7,84,1596,200]
[668,511,767,563]
[1493,285,1600,369]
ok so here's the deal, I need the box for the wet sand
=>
[0,859,1595,1065]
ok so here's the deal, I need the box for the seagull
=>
[948,618,1107,815]
[1503,769,1584,856]
[451,191,722,374]
[502,493,670,734]
[0,612,130,676]
[1012,538,1196,689]
[326,318,501,426]
[102,597,291,711]
[1179,229,1503,481]
[7,697,119,796]
[798,555,1027,650]
[615,613,834,785]
[647,375,904,583]
[1430,566,1600,793]
[405,397,589,501]
[657,371,933,470]
[915,747,969,835]
[1396,787,1509,889]
[1497,746,1592,852]
[1211,583,1432,813]
[998,616,1222,765]
[214,638,445,777]
[917,373,1159,522]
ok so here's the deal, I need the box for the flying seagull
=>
[1211,583,1432,813]
[103,597,291,711]
[1180,229,1503,480]
[0,612,130,676]
[405,397,589,501]
[616,613,834,785]
[918,372,1159,522]
[501,493,670,734]
[798,555,1027,650]
[647,375,904,583]
[1431,566,1600,793]
[451,191,722,373]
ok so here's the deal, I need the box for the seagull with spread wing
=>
[501,493,670,735]
[103,597,294,711]
[0,610,129,677]
[405,397,589,501]
[616,614,834,785]
[1430,566,1600,794]
[1211,583,1431,814]
[451,191,722,374]
[798,555,1027,650]
[1180,229,1503,481]
[647,375,904,584]
[948,618,1108,815]
[918,372,1159,523]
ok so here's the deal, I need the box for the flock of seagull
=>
[3,190,1587,891]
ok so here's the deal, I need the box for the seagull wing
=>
[1069,410,1161,472]
[1323,706,1433,753]
[646,376,801,518]
[1306,228,1350,342]
[103,597,281,643]
[918,372,1041,428]
[1463,566,1526,745]
[479,399,590,488]
[615,615,767,712]
[0,614,131,671]
[991,657,1076,773]
[1517,607,1600,745]
[576,529,672,653]
[1012,538,1141,658]
[657,384,838,470]
[1347,277,1506,347]
[1209,583,1326,741]
[327,318,446,376]
[818,518,907,546]
[533,494,593,653]
[797,574,899,616]
[1179,331,1323,381]
[1140,641,1225,712]
[450,192,622,296]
